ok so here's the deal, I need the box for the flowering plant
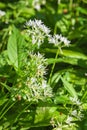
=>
[0,17,86,130]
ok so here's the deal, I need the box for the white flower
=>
[42,80,47,88]
[70,97,81,106]
[32,0,46,10]
[66,116,73,124]
[26,19,50,35]
[26,19,42,27]
[48,34,70,47]
[31,77,37,83]
[26,19,70,48]
[48,34,61,45]
[26,19,50,47]
[0,10,5,17]
[71,110,77,117]
[60,36,70,46]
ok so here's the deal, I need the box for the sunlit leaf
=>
[7,26,26,69]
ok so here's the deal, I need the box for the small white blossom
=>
[70,97,81,106]
[66,116,73,124]
[48,34,70,47]
[42,80,47,88]
[26,19,50,47]
[32,0,46,10]
[0,10,5,17]
[48,34,61,45]
[60,36,70,46]
[26,19,50,35]
[31,77,37,83]
[71,110,77,117]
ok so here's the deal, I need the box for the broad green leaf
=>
[0,82,11,92]
[47,57,87,66]
[7,26,26,69]
[82,103,87,110]
[61,77,77,98]
[62,49,87,59]
[34,107,52,125]
[77,7,87,15]
[49,71,61,88]
[54,95,70,104]
[47,57,78,65]
[34,106,58,126]
[20,8,35,18]
[45,48,87,60]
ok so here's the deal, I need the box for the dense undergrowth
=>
[0,0,87,130]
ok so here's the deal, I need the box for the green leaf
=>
[34,107,52,125]
[82,103,87,110]
[61,77,77,98]
[47,57,78,65]
[45,48,87,60]
[77,7,87,15]
[49,71,61,88]
[54,95,70,104]
[0,98,8,106]
[62,49,87,60]
[47,57,87,68]
[7,26,26,69]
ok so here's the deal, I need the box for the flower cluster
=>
[32,0,46,10]
[65,97,84,126]
[26,19,50,47]
[20,19,70,102]
[70,97,81,106]
[50,97,84,130]
[28,52,47,77]
[48,34,70,47]
[25,19,70,48]
[12,52,52,102]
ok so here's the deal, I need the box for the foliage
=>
[0,0,87,130]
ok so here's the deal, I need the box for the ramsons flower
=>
[71,110,77,117]
[65,116,73,124]
[48,34,70,47]
[69,97,84,121]
[26,19,50,47]
[0,10,5,17]
[29,52,47,77]
[70,97,81,106]
[32,0,46,10]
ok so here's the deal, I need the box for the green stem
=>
[54,22,58,34]
[48,48,59,84]
[0,101,16,120]
[14,102,32,123]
